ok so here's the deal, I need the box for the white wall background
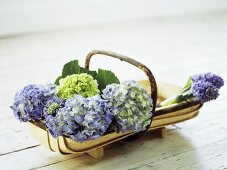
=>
[1,0,227,37]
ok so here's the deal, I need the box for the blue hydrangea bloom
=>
[11,84,57,122]
[45,95,112,142]
[45,114,65,138]
[192,73,224,102]
[102,81,153,133]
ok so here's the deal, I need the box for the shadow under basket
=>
[27,80,203,159]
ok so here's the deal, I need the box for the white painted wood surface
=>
[0,9,227,170]
[1,0,227,36]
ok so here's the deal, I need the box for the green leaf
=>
[180,77,192,93]
[79,66,98,79]
[97,69,120,91]
[62,60,80,77]
[55,60,98,85]
[54,76,63,85]
[160,83,194,106]
[54,60,120,91]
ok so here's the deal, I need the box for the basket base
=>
[84,127,167,159]
[151,127,167,138]
[86,147,104,159]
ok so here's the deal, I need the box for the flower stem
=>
[160,77,193,106]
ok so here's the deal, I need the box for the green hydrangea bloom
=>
[57,73,100,99]
[47,102,60,115]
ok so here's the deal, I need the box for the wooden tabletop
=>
[0,11,227,170]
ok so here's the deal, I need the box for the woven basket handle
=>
[85,49,157,110]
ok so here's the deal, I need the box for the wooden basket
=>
[27,50,203,159]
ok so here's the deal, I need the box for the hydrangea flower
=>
[44,96,64,115]
[102,81,153,133]
[11,84,57,122]
[160,73,224,106]
[45,111,66,138]
[45,95,112,142]
[57,73,100,99]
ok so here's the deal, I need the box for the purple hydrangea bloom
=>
[102,81,153,133]
[45,114,65,138]
[11,84,57,122]
[192,73,224,102]
[45,95,112,142]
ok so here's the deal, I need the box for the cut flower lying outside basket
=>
[11,50,224,159]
